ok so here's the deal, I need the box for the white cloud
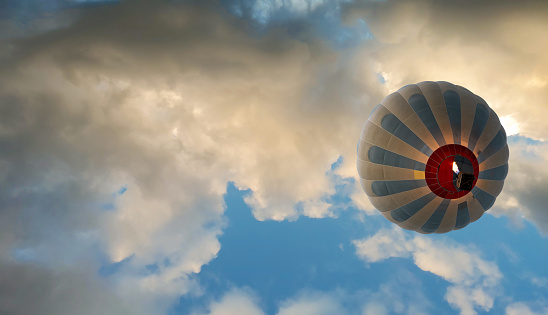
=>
[191,288,265,315]
[354,228,502,315]
[499,115,521,136]
[445,286,494,315]
[530,276,548,290]
[195,289,349,315]
[204,279,431,315]
[411,237,501,287]
[360,269,432,315]
[277,291,347,315]
[301,199,334,218]
[353,227,413,262]
[350,179,377,214]
[361,302,388,315]
[490,137,548,234]
[506,302,548,315]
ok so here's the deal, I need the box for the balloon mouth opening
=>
[425,144,479,199]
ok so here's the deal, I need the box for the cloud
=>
[354,227,502,315]
[411,237,501,288]
[360,269,432,315]
[224,0,343,24]
[0,0,380,312]
[505,302,548,315]
[191,288,265,315]
[353,226,413,262]
[490,136,548,234]
[0,261,147,315]
[194,289,347,315]
[0,0,120,39]
[445,286,495,315]
[530,276,548,290]
[203,280,431,315]
[277,291,347,315]
[1,0,548,313]
[344,0,548,140]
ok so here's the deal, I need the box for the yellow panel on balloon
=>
[414,170,425,179]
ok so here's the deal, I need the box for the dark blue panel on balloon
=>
[367,146,426,171]
[477,128,507,163]
[408,94,446,147]
[472,186,496,210]
[468,103,489,151]
[420,199,450,233]
[390,193,437,222]
[478,164,508,181]
[371,179,427,197]
[381,114,433,156]
[444,90,461,144]
[455,201,470,229]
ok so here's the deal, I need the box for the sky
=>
[0,0,547,314]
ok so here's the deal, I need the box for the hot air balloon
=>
[357,81,508,233]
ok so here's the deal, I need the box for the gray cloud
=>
[344,0,548,139]
[0,261,146,315]
[0,0,378,313]
[1,0,548,313]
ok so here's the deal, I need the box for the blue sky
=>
[170,179,547,314]
[0,1,547,315]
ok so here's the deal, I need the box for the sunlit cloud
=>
[0,0,547,314]
[499,115,521,137]
[190,288,265,315]
[490,136,548,234]
[353,227,502,315]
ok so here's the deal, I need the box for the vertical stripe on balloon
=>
[443,90,462,145]
[420,199,450,233]
[468,103,489,151]
[408,94,447,147]
[455,201,471,229]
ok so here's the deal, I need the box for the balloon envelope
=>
[357,81,508,233]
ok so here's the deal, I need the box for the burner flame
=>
[452,161,460,174]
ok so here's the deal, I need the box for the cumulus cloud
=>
[277,291,346,315]
[191,288,265,315]
[202,280,431,315]
[354,227,502,315]
[344,0,548,142]
[360,269,432,315]
[0,0,121,39]
[352,226,413,262]
[2,0,548,313]
[192,289,346,315]
[506,302,548,315]
[0,261,147,315]
[0,0,379,312]
[489,137,548,234]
